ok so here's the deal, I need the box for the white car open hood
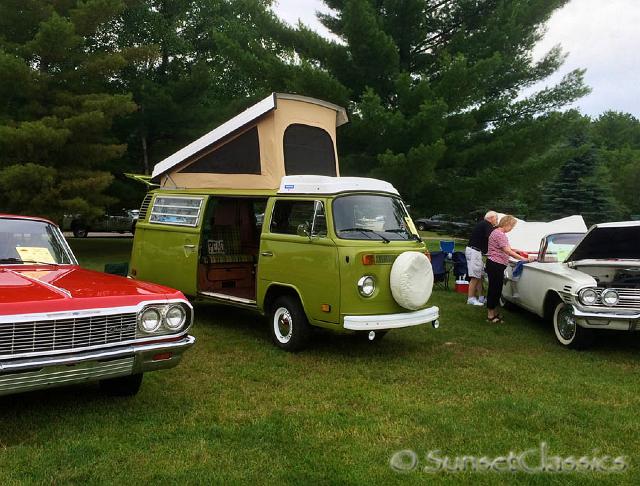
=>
[501,215,588,254]
[564,221,640,262]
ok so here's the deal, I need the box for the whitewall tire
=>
[553,302,594,349]
[269,295,311,352]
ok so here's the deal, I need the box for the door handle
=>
[261,251,273,257]
[183,243,196,257]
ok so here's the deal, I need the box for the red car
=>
[0,214,195,397]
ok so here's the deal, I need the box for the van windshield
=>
[332,195,415,241]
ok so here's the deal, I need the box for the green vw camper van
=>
[130,94,439,351]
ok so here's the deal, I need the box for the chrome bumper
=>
[343,306,440,331]
[0,335,195,396]
[573,307,640,331]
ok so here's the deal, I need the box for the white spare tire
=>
[390,251,433,310]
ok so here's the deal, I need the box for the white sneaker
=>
[477,296,486,304]
[467,298,484,306]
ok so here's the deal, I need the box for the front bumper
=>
[0,335,195,396]
[343,306,440,331]
[573,307,640,331]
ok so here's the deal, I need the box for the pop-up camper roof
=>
[151,93,348,189]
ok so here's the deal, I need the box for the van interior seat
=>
[201,224,255,264]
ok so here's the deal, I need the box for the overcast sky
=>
[272,0,640,118]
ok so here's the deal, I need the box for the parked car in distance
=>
[414,214,471,233]
[62,209,139,238]
[0,214,195,397]
[502,222,640,349]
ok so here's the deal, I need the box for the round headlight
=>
[601,289,619,306]
[165,305,187,330]
[358,276,375,297]
[579,288,598,306]
[139,308,161,333]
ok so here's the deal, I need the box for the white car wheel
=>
[553,302,594,349]
[390,252,433,310]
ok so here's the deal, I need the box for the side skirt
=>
[197,291,258,310]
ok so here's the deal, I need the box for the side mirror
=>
[297,222,311,238]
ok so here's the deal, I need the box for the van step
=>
[198,291,257,307]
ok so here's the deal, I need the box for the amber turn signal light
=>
[362,254,375,265]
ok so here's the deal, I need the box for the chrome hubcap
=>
[557,306,576,341]
[274,307,293,343]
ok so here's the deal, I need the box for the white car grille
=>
[592,288,640,309]
[0,313,137,358]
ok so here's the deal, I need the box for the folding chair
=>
[439,240,455,259]
[430,251,450,289]
[451,251,468,282]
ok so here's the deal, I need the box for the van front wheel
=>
[269,295,311,352]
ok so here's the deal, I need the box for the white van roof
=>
[277,176,399,195]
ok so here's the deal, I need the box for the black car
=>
[62,209,139,237]
[414,214,471,233]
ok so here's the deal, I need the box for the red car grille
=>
[0,313,138,357]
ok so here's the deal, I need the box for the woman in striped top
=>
[486,215,532,323]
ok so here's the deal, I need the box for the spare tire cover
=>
[390,252,433,310]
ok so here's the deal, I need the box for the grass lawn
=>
[1,237,640,484]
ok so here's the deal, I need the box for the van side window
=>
[149,196,204,227]
[270,200,326,237]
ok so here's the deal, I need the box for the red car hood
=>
[0,265,184,316]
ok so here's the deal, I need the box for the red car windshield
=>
[0,218,75,265]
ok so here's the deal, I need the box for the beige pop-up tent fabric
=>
[151,93,348,189]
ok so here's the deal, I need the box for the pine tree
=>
[113,0,348,177]
[541,126,619,225]
[591,111,640,217]
[294,0,590,214]
[0,0,135,220]
[0,1,348,215]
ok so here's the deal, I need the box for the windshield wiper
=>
[339,228,390,243]
[0,258,59,265]
[385,228,422,242]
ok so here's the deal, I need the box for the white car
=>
[502,221,640,349]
